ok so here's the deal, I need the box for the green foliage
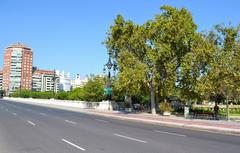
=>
[111,82,125,102]
[105,6,198,114]
[159,102,173,112]
[9,91,20,98]
[10,90,31,98]
[20,90,31,98]
[191,107,212,114]
[10,90,54,99]
[196,24,240,102]
[67,88,84,100]
[191,107,240,115]
[81,76,104,102]
[178,33,214,102]
[39,92,54,99]
[104,5,240,109]
[219,108,240,114]
[55,92,69,100]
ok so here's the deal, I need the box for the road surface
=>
[0,99,240,153]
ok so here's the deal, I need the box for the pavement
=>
[1,99,240,153]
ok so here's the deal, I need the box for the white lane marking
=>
[61,139,85,151]
[40,112,46,116]
[12,113,17,116]
[95,119,109,123]
[153,130,186,137]
[64,120,77,125]
[27,120,36,126]
[113,133,147,143]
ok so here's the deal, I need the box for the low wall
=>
[3,97,124,111]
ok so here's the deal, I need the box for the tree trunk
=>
[150,82,156,115]
[125,95,133,108]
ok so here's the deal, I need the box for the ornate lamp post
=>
[103,56,117,108]
[52,69,57,95]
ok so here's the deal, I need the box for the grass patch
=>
[229,114,240,117]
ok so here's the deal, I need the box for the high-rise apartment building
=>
[3,43,33,94]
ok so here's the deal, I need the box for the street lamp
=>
[104,57,113,101]
[52,69,57,95]
[103,56,117,106]
[19,84,22,96]
[106,57,113,79]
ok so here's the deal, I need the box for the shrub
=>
[190,107,212,114]
[20,90,31,98]
[159,102,173,112]
[55,92,69,100]
[67,88,84,100]
[82,77,104,102]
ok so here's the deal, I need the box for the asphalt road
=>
[0,99,240,153]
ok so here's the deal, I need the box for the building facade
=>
[71,74,88,89]
[32,69,59,92]
[56,70,71,92]
[32,68,43,91]
[0,70,3,91]
[3,43,33,94]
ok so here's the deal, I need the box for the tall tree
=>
[198,24,240,103]
[179,33,214,102]
[148,6,197,102]
[105,6,197,114]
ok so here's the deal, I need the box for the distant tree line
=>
[10,76,114,102]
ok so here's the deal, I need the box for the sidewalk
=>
[4,98,240,135]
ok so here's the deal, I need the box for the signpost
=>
[104,87,112,96]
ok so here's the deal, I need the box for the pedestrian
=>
[213,103,219,120]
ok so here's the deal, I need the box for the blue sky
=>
[0,0,239,79]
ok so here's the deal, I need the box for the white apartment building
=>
[32,69,59,92]
[71,74,88,89]
[56,70,71,92]
[32,74,42,91]
[41,74,59,92]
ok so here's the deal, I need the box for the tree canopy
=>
[105,5,240,114]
